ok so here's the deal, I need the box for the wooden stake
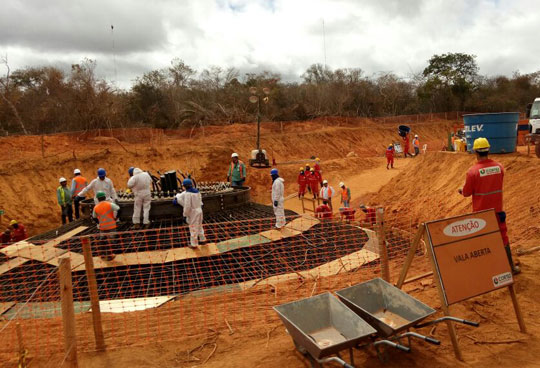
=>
[401,271,433,286]
[396,224,425,289]
[59,256,78,368]
[508,284,527,333]
[16,322,27,367]
[82,237,106,351]
[376,207,390,282]
[424,232,463,361]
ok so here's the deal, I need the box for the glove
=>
[273,201,278,207]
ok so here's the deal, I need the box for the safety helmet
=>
[322,180,328,184]
[128,167,135,176]
[9,220,18,226]
[182,178,193,187]
[305,163,310,167]
[310,168,315,172]
[339,182,344,188]
[59,177,67,183]
[473,137,490,152]
[270,168,278,175]
[299,167,304,171]
[73,169,81,175]
[316,157,320,161]
[231,153,239,158]
[97,168,106,177]
[96,191,106,200]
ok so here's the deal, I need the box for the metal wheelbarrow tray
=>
[336,278,479,358]
[273,292,409,368]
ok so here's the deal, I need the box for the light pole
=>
[248,86,271,167]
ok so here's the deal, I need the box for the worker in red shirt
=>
[386,144,395,169]
[297,167,308,198]
[1,229,11,247]
[459,137,520,274]
[9,220,27,242]
[360,205,376,226]
[402,132,413,158]
[314,158,323,185]
[307,168,319,199]
[315,200,332,219]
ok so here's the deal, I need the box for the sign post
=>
[397,209,526,360]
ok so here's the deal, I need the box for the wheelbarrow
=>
[273,292,410,368]
[336,278,479,360]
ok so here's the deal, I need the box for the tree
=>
[422,52,479,111]
[0,55,28,134]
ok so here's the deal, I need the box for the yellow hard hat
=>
[310,168,315,172]
[473,137,490,152]
[305,163,310,166]
[299,167,304,171]
[10,220,17,226]
[316,157,320,161]
[389,143,394,147]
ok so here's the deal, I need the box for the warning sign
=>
[425,209,513,306]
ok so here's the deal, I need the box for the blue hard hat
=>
[270,168,278,175]
[97,168,106,177]
[128,167,134,176]
[182,178,193,187]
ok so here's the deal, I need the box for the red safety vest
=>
[73,176,87,196]
[462,159,504,213]
[94,201,117,231]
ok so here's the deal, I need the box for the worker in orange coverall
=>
[297,167,308,198]
[386,144,395,169]
[458,137,520,274]
[307,168,320,199]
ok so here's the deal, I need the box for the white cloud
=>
[0,0,539,89]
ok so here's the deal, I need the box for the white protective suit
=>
[79,177,118,204]
[127,168,153,225]
[175,191,205,247]
[271,177,285,229]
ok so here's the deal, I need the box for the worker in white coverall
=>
[271,168,285,229]
[78,168,118,204]
[127,167,153,228]
[174,178,206,248]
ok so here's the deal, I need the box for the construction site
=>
[0,113,539,368]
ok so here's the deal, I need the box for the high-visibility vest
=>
[94,201,117,231]
[229,161,245,176]
[73,176,87,195]
[341,188,350,201]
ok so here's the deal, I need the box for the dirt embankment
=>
[360,151,540,247]
[0,119,454,234]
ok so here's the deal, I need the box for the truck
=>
[526,98,540,158]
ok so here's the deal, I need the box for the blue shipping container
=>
[463,112,519,153]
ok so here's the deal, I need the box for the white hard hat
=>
[339,182,344,187]
[231,153,239,158]
[59,177,67,183]
[323,180,328,184]
[415,134,418,138]
[73,169,81,174]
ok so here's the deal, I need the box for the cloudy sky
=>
[0,0,538,89]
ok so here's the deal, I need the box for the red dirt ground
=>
[1,117,539,367]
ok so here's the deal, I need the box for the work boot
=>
[505,245,521,275]
[133,223,141,230]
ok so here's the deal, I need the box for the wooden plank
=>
[46,252,85,269]
[508,284,527,333]
[82,238,106,351]
[97,296,175,313]
[284,215,320,232]
[396,224,425,289]
[0,257,30,276]
[260,227,301,241]
[41,226,88,249]
[376,208,390,282]
[216,235,270,253]
[0,241,33,257]
[16,245,68,263]
[0,302,15,316]
[59,257,78,368]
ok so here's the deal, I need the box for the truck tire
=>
[536,143,540,158]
